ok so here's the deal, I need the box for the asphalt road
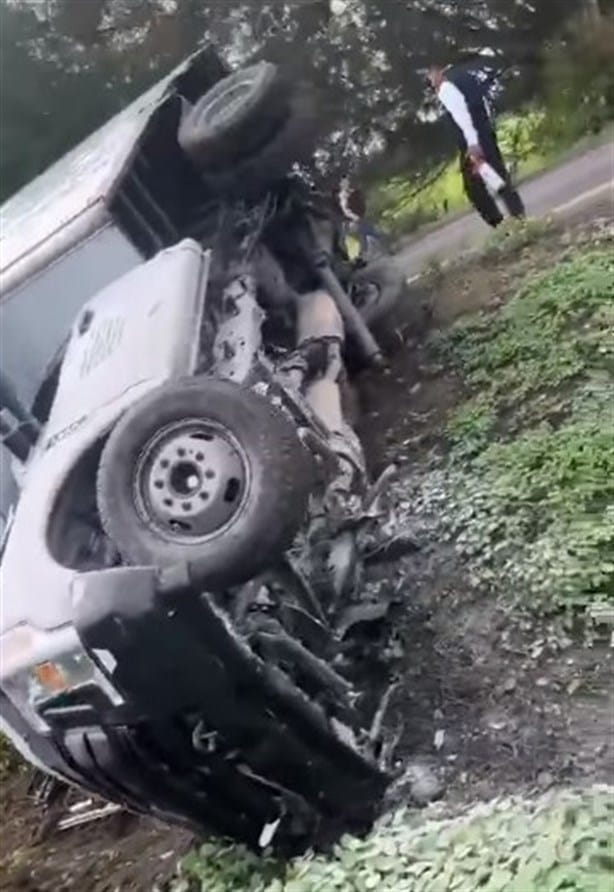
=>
[395,141,614,275]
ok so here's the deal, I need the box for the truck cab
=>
[0,47,228,547]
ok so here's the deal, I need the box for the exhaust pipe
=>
[315,262,384,367]
[302,216,385,367]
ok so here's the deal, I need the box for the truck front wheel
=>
[97,377,314,589]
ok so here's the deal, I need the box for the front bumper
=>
[6,565,386,849]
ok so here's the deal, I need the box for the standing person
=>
[337,174,384,261]
[427,64,525,228]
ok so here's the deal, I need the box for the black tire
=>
[178,62,290,169]
[200,85,319,201]
[349,257,406,324]
[97,377,314,589]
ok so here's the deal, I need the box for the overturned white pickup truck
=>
[0,46,406,852]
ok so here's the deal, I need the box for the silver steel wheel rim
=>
[134,419,249,542]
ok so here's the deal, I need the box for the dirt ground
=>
[2,219,612,892]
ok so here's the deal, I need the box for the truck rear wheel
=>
[178,62,290,168]
[178,63,318,199]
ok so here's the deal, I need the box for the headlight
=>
[1,624,122,730]
[4,652,99,730]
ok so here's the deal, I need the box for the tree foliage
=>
[0,0,596,201]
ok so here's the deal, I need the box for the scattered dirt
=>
[2,218,612,891]
[376,560,613,811]
[0,773,192,891]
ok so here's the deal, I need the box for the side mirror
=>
[0,372,40,458]
[0,408,33,463]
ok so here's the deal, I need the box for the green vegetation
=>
[373,156,467,235]
[372,14,614,237]
[172,787,614,892]
[446,420,614,607]
[431,248,614,609]
[480,216,555,259]
[373,111,611,238]
[373,110,553,236]
[541,15,614,149]
[439,249,613,403]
